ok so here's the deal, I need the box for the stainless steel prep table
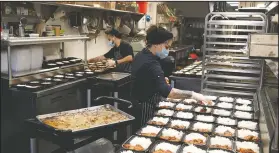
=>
[169,75,202,92]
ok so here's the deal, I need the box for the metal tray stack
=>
[119,95,263,153]
[172,61,203,77]
[201,12,267,99]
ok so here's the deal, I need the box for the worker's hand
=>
[165,77,169,84]
[191,91,212,105]
[107,59,116,67]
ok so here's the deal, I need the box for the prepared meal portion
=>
[238,121,258,130]
[234,111,252,119]
[184,133,207,145]
[183,99,197,104]
[213,109,231,117]
[120,151,134,153]
[196,115,215,122]
[235,104,252,111]
[205,95,217,101]
[139,126,162,137]
[123,137,152,151]
[153,142,180,153]
[157,109,175,117]
[208,149,231,153]
[217,117,236,126]
[160,128,184,142]
[166,98,181,103]
[194,107,212,113]
[175,104,193,111]
[182,145,206,153]
[198,100,215,106]
[217,102,233,109]
[41,107,129,131]
[169,120,190,130]
[192,122,213,133]
[175,112,194,119]
[215,125,235,137]
[159,102,176,108]
[148,117,170,126]
[236,141,260,153]
[210,136,232,150]
[219,97,234,103]
[236,98,252,105]
[237,129,259,141]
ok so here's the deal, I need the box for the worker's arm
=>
[117,55,133,64]
[88,55,106,63]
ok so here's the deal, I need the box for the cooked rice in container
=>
[157,109,174,116]
[217,102,233,109]
[236,141,260,153]
[238,121,257,130]
[237,129,259,141]
[149,117,170,125]
[176,103,193,111]
[219,97,234,103]
[210,136,232,150]
[160,128,184,142]
[123,137,152,151]
[215,125,235,137]
[208,149,231,153]
[236,98,252,105]
[159,102,175,108]
[213,109,231,116]
[121,151,134,153]
[176,112,194,119]
[192,122,213,133]
[166,98,181,103]
[205,95,217,101]
[234,111,252,119]
[217,117,236,126]
[170,120,190,129]
[154,142,179,153]
[182,144,206,153]
[194,107,212,113]
[140,126,162,137]
[235,104,252,111]
[183,99,197,104]
[184,133,207,145]
[196,115,215,122]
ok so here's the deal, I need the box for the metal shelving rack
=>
[201,12,267,98]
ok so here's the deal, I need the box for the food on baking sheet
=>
[175,103,193,111]
[175,112,194,119]
[215,125,235,137]
[234,111,252,119]
[160,128,184,142]
[217,102,233,109]
[123,137,152,151]
[205,95,217,101]
[219,97,234,103]
[148,117,170,126]
[183,99,197,104]
[166,98,181,103]
[238,121,257,130]
[182,144,206,153]
[194,107,212,113]
[157,109,175,117]
[236,141,260,153]
[237,129,259,141]
[41,107,129,131]
[120,151,134,153]
[196,115,215,122]
[235,104,252,111]
[213,109,231,117]
[192,122,213,133]
[159,102,176,108]
[236,98,252,105]
[184,133,207,145]
[153,142,180,153]
[208,149,231,153]
[169,120,190,129]
[139,125,162,137]
[217,117,236,126]
[210,136,232,150]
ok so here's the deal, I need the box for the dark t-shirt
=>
[131,48,172,102]
[104,41,134,59]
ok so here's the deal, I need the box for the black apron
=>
[113,47,132,73]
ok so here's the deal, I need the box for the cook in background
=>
[131,25,211,130]
[88,28,134,73]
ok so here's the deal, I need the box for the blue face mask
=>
[108,41,115,47]
[156,47,169,59]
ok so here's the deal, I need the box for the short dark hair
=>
[105,28,122,39]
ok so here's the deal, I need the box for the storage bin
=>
[30,45,44,70]
[11,46,31,72]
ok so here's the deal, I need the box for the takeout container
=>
[157,128,185,143]
[148,140,182,153]
[121,135,155,152]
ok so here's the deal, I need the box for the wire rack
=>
[201,12,267,98]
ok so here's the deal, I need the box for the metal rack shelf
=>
[265,59,278,79]
[201,12,267,98]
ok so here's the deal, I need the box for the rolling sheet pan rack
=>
[201,12,267,99]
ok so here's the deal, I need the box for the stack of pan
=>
[173,61,203,77]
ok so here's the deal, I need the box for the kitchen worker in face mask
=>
[131,25,212,128]
[88,28,134,72]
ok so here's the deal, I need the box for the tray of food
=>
[190,121,214,134]
[167,119,191,130]
[234,104,254,112]
[213,125,236,138]
[88,72,131,88]
[157,101,177,109]
[207,148,235,153]
[235,98,252,105]
[193,106,213,114]
[216,117,237,127]
[173,111,195,120]
[182,99,198,105]
[216,102,234,110]
[235,140,261,153]
[122,135,154,152]
[149,140,181,153]
[155,109,175,117]
[182,132,208,146]
[135,125,163,138]
[233,111,254,120]
[236,128,260,142]
[147,117,170,126]
[158,128,184,142]
[218,97,235,103]
[205,95,218,101]
[179,144,207,153]
[208,136,234,151]
[237,120,259,131]
[212,109,232,117]
[175,103,193,111]
[195,114,216,123]
[166,98,183,103]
